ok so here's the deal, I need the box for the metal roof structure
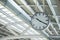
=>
[0,0,60,40]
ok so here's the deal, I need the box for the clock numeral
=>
[40,26,43,29]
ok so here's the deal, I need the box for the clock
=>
[31,12,49,30]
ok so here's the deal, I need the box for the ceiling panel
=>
[0,0,60,40]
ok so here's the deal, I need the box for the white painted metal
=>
[47,29,52,35]
[46,0,59,35]
[42,30,49,37]
[20,0,35,14]
[8,0,31,21]
[6,26,18,36]
[33,0,43,12]
[0,0,60,39]
[50,23,58,35]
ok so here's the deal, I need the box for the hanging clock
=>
[31,12,49,30]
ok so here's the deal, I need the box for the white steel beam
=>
[8,0,31,20]
[20,0,35,14]
[44,23,50,30]
[42,30,49,37]
[41,23,50,37]
[1,0,31,26]
[33,0,43,12]
[46,0,59,35]
[39,5,57,7]
[51,22,60,25]
[47,29,53,35]
[50,23,58,35]
[0,35,44,40]
[0,9,29,28]
[49,36,60,38]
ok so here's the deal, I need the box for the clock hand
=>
[36,18,47,25]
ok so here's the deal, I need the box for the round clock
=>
[31,12,49,30]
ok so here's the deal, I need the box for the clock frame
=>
[31,12,49,30]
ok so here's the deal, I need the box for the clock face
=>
[31,13,49,30]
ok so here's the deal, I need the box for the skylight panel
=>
[27,30,34,34]
[22,27,40,35]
